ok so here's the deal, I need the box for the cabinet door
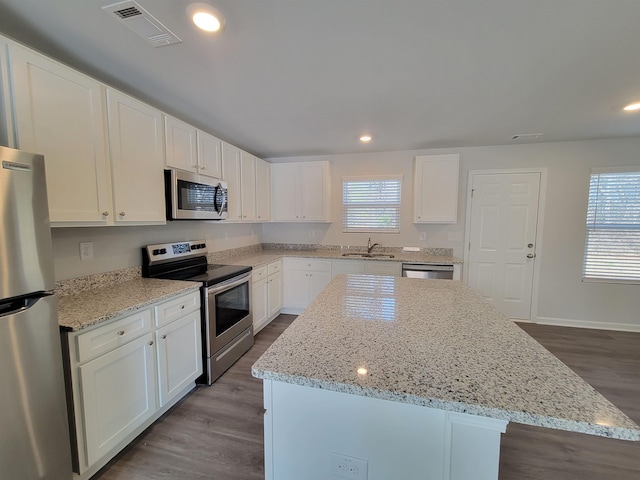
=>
[197,130,222,179]
[252,277,269,333]
[413,154,459,223]
[331,259,365,279]
[240,151,257,221]
[164,115,197,172]
[364,261,402,277]
[268,270,283,318]
[107,89,165,223]
[308,270,332,302]
[79,333,157,466]
[156,311,203,407]
[271,163,299,221]
[255,158,271,222]
[283,269,310,310]
[300,162,330,221]
[222,142,242,221]
[9,44,111,224]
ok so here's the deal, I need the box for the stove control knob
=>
[160,248,167,254]
[152,249,161,255]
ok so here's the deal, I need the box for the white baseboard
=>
[534,316,640,333]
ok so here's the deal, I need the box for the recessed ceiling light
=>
[623,102,640,112]
[187,3,225,32]
[359,135,372,143]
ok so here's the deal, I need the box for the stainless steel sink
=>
[341,253,395,258]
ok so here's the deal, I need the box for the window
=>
[342,175,402,233]
[583,168,640,283]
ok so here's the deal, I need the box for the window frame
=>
[342,175,403,234]
[582,166,640,285]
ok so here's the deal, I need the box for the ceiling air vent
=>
[102,1,182,47]
[511,133,543,141]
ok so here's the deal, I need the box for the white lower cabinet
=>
[66,290,202,479]
[282,258,332,314]
[79,333,157,467]
[253,260,283,333]
[331,259,402,279]
[156,310,202,407]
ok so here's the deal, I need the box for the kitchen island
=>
[252,275,640,480]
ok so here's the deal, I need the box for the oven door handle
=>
[207,271,251,295]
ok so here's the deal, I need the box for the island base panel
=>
[262,380,507,480]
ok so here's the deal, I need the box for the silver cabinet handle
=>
[148,340,154,346]
[161,334,167,339]
[527,253,536,259]
[181,305,185,309]
[116,330,125,336]
[119,211,126,217]
[102,211,109,217]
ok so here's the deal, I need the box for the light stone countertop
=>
[252,275,640,441]
[58,278,201,331]
[226,249,462,269]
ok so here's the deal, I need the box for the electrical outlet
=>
[79,242,94,261]
[419,232,426,241]
[448,232,462,242]
[309,229,315,238]
[329,452,368,480]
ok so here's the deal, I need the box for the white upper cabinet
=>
[165,115,223,179]
[255,157,271,221]
[222,142,269,222]
[107,89,165,223]
[413,154,460,223]
[222,141,242,221]
[271,161,331,222]
[197,130,223,179]
[164,115,198,173]
[8,43,112,225]
[240,150,257,221]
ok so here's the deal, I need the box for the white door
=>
[467,172,541,320]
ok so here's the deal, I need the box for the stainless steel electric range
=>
[142,240,253,385]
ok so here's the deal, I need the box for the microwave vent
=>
[102,1,182,47]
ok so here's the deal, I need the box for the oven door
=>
[205,272,253,355]
[166,169,228,220]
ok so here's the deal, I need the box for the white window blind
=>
[583,168,640,283]
[342,175,402,233]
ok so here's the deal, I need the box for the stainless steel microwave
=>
[165,169,228,220]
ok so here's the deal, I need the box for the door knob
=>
[527,253,536,259]
[527,243,534,248]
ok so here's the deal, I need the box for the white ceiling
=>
[1,0,640,158]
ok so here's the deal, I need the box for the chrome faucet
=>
[367,237,379,254]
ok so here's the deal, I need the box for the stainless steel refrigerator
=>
[0,146,72,479]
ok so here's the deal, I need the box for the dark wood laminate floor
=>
[94,316,640,480]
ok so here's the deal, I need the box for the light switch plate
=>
[79,242,94,260]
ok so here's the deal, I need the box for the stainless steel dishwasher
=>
[401,263,454,279]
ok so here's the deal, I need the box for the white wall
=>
[51,222,261,281]
[265,137,640,330]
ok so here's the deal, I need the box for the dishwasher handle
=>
[401,263,454,272]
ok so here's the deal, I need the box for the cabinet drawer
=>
[155,291,201,328]
[267,260,281,276]
[253,265,268,282]
[286,258,332,272]
[75,309,153,364]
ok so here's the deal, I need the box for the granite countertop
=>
[58,278,201,331]
[252,275,640,441]
[227,249,462,269]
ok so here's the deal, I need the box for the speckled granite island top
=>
[58,278,200,331]
[252,275,640,441]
